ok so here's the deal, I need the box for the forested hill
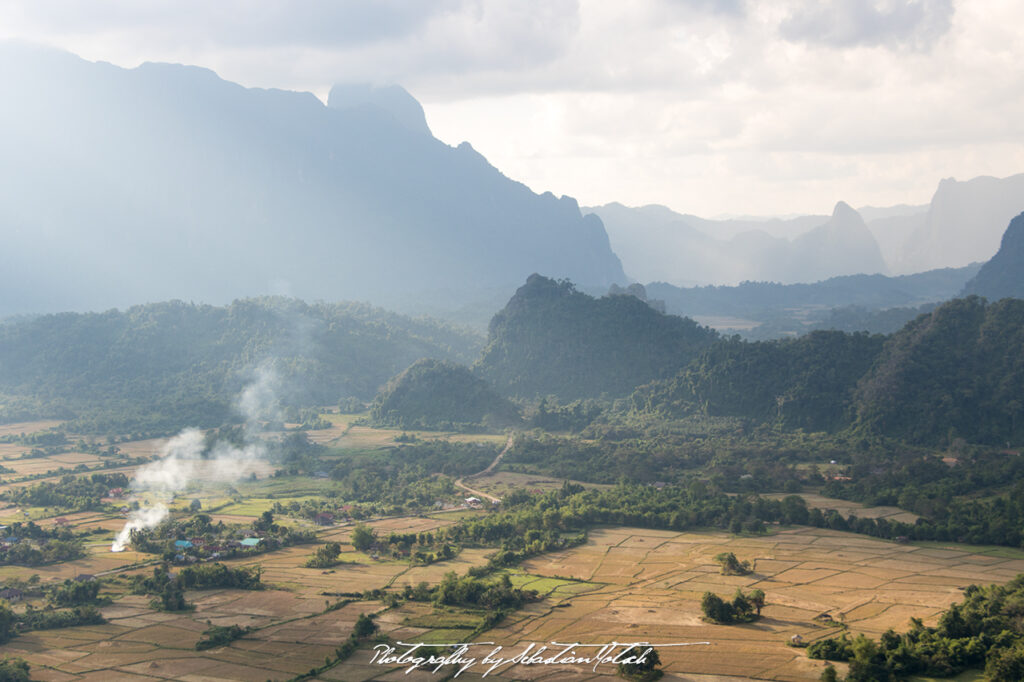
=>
[631,330,886,433]
[853,296,1024,445]
[0,298,483,432]
[370,358,519,431]
[629,296,1024,446]
[475,274,718,399]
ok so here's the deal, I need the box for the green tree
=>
[714,551,751,575]
[617,645,662,681]
[747,588,765,616]
[0,657,30,682]
[351,524,376,552]
[0,602,16,644]
[986,643,1024,682]
[353,613,378,638]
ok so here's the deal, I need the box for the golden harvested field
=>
[0,424,1011,680]
[0,594,382,681]
[0,420,65,438]
[471,526,1024,681]
[333,425,507,450]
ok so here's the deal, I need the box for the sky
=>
[2,0,1022,217]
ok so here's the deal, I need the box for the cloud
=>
[779,0,955,50]
[1,0,1022,217]
[3,0,458,48]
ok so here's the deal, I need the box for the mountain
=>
[475,274,718,399]
[0,44,625,319]
[0,298,483,432]
[853,296,1024,445]
[370,358,519,430]
[632,330,886,432]
[587,201,885,286]
[627,295,1024,445]
[788,201,888,282]
[962,212,1024,300]
[888,174,1024,274]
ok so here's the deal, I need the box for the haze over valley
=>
[2,3,1024,679]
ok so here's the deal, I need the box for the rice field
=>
[0,424,1018,680]
[478,526,1024,680]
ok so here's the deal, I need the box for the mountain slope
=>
[0,44,625,318]
[632,330,886,432]
[962,212,1024,300]
[853,297,1024,445]
[475,274,718,399]
[0,298,483,431]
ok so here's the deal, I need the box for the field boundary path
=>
[453,433,514,503]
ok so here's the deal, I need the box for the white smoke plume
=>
[111,503,168,552]
[110,368,281,552]
[237,363,282,437]
[131,428,206,492]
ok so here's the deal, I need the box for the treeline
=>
[0,594,104,645]
[441,481,1024,552]
[390,572,540,617]
[0,521,86,567]
[821,447,1024,512]
[317,440,500,513]
[809,574,1024,681]
[4,473,129,511]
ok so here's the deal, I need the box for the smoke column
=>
[111,504,169,553]
[110,367,279,552]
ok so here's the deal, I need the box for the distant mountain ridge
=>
[588,201,886,286]
[646,263,980,321]
[0,44,625,319]
[892,175,1024,274]
[588,173,1024,286]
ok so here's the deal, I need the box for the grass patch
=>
[909,541,1024,560]
[402,609,486,630]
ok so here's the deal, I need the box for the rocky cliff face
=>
[891,174,1024,274]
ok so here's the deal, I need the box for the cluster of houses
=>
[169,534,264,564]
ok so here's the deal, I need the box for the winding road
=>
[453,433,514,504]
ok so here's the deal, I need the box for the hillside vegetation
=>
[0,298,482,432]
[370,358,519,431]
[853,296,1024,445]
[476,274,718,399]
[632,330,886,433]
